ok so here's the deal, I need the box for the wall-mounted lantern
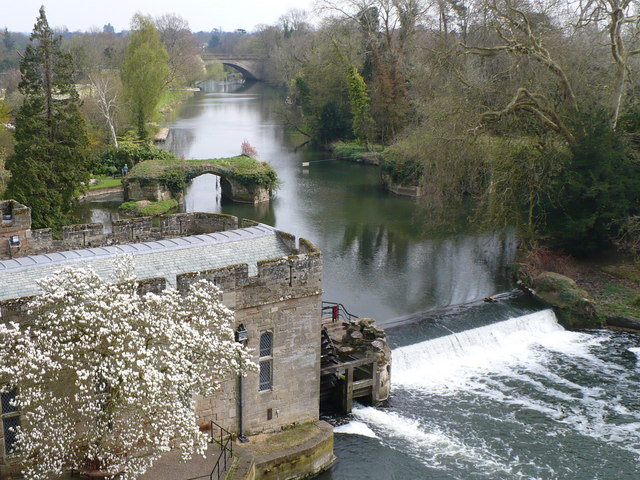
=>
[9,236,21,248]
[235,324,248,343]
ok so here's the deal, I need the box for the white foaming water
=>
[385,309,640,462]
[352,406,521,476]
[334,420,378,438]
[392,309,590,389]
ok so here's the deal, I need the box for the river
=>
[84,81,640,479]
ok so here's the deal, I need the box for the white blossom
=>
[0,256,255,480]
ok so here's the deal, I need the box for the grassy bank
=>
[157,89,196,117]
[518,249,640,326]
[331,141,383,165]
[88,176,122,191]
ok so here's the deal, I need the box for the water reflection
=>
[183,174,221,213]
[88,81,517,321]
[73,201,122,234]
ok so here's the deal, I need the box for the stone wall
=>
[112,217,154,243]
[0,200,31,258]
[61,223,105,248]
[124,178,173,203]
[177,248,323,435]
[125,173,271,205]
[381,172,425,197]
[161,212,239,236]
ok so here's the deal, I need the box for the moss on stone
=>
[127,156,279,191]
[119,199,178,217]
[247,422,320,457]
[532,272,600,328]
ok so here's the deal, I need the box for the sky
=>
[2,0,317,33]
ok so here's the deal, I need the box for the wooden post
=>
[372,360,379,405]
[345,366,354,413]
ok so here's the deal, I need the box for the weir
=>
[391,309,564,389]
[393,309,562,369]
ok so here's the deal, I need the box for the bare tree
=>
[87,71,120,148]
[156,13,205,86]
[462,0,577,141]
[575,0,640,128]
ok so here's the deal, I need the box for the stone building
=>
[0,201,330,477]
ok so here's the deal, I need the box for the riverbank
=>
[517,248,640,330]
[330,141,382,166]
[78,178,124,202]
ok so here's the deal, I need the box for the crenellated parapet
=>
[176,247,323,311]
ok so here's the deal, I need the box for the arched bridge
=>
[200,53,266,81]
[124,159,277,205]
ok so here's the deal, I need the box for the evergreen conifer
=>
[6,7,90,229]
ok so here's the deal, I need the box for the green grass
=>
[597,282,640,318]
[602,264,640,283]
[119,199,178,217]
[332,141,383,159]
[88,176,122,191]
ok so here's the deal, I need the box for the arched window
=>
[259,332,273,392]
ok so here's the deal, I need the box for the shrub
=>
[93,142,178,176]
[159,168,188,195]
[241,140,258,159]
[381,152,424,186]
[540,113,640,256]
[119,199,178,216]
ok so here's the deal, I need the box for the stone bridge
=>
[124,160,275,205]
[200,53,266,81]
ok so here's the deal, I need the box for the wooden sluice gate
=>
[321,355,380,413]
[320,302,391,414]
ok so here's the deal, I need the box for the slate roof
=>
[0,225,293,302]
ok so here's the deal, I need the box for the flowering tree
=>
[0,257,254,480]
[241,140,258,158]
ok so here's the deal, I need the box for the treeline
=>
[226,0,640,256]
[1,2,639,253]
[0,8,227,228]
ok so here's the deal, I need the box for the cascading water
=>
[322,309,640,479]
[392,310,564,388]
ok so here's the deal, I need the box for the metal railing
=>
[322,301,358,323]
[187,421,234,480]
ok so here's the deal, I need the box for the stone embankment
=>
[381,171,425,197]
[231,421,335,480]
[78,185,124,202]
[154,128,169,143]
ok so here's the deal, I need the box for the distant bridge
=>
[200,53,266,81]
